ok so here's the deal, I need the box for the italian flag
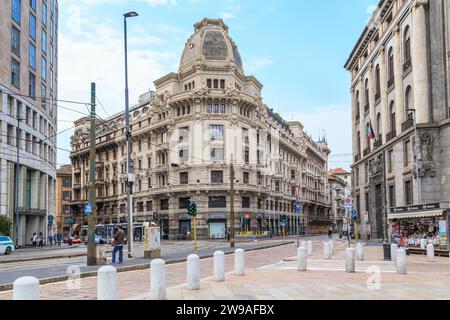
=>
[365,121,375,140]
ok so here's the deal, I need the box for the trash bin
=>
[383,242,391,261]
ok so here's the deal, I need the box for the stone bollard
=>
[345,248,356,273]
[13,276,40,300]
[235,249,245,276]
[390,243,398,261]
[307,241,313,256]
[396,248,407,274]
[97,266,117,300]
[356,242,365,261]
[323,242,331,260]
[297,247,307,271]
[427,244,435,262]
[214,251,225,282]
[187,254,200,290]
[150,259,166,300]
[420,239,426,250]
[329,241,335,256]
[301,241,307,249]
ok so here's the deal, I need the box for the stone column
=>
[393,25,404,131]
[380,46,389,137]
[411,0,430,124]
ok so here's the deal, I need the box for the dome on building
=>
[179,18,244,74]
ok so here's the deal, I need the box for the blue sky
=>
[57,0,377,170]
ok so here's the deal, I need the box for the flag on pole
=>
[365,121,376,140]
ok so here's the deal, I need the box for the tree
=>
[0,216,13,237]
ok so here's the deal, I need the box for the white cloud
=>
[281,105,352,170]
[245,56,273,73]
[219,12,235,20]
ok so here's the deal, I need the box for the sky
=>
[56,0,378,170]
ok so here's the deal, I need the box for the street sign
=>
[84,204,92,216]
[280,222,286,227]
[352,210,358,217]
[296,202,301,213]
[344,197,352,209]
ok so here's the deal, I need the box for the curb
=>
[0,241,294,292]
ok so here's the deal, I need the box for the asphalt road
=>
[0,239,296,287]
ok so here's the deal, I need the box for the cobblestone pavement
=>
[2,238,449,300]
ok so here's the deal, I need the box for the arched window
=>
[376,112,381,137]
[375,65,381,99]
[405,86,413,119]
[388,47,394,83]
[389,101,396,132]
[403,26,411,65]
[355,91,360,119]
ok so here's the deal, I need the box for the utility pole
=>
[87,82,97,266]
[230,154,235,248]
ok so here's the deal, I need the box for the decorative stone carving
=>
[419,131,433,161]
[369,153,383,177]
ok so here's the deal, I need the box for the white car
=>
[0,236,15,255]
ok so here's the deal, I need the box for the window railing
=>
[355,113,360,123]
[354,154,361,162]
[387,77,395,88]
[363,148,371,157]
[375,92,380,102]
[403,57,412,72]
[401,118,414,132]
[374,135,383,149]
[386,130,397,142]
[364,104,370,114]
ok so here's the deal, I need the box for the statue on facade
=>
[420,131,433,161]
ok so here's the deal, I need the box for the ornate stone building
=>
[0,0,58,245]
[345,0,450,240]
[70,18,331,240]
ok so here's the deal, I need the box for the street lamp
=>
[123,11,138,258]
[407,108,421,204]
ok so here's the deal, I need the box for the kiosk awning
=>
[388,210,445,220]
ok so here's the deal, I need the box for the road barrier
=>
[187,254,200,290]
[97,266,117,300]
[214,251,225,282]
[329,241,335,256]
[301,241,307,249]
[307,241,313,256]
[345,248,356,273]
[297,247,307,271]
[235,249,245,276]
[150,259,166,300]
[356,242,365,261]
[13,276,40,300]
[427,244,435,262]
[323,242,331,260]
[396,248,407,274]
[390,244,398,261]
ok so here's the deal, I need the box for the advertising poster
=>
[439,220,447,248]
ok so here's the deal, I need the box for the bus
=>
[80,223,147,244]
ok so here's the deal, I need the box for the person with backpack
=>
[111,226,126,264]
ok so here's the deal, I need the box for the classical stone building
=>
[345,0,450,240]
[0,0,58,245]
[55,164,72,236]
[328,171,351,233]
[70,18,331,240]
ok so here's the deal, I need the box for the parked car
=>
[0,236,15,255]
[63,236,82,244]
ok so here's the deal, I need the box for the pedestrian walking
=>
[49,233,53,246]
[328,229,333,239]
[111,226,125,264]
[57,233,62,246]
[32,233,37,247]
[38,232,44,248]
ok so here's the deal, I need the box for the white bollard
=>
[187,254,200,290]
[13,276,40,300]
[345,248,356,273]
[323,242,331,260]
[356,242,365,261]
[329,241,335,256]
[301,241,307,249]
[420,239,426,250]
[427,244,435,262]
[390,243,398,261]
[213,251,225,282]
[396,248,407,274]
[97,266,117,300]
[297,247,307,271]
[307,241,313,256]
[150,259,166,300]
[235,249,245,276]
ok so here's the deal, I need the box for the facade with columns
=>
[69,18,332,240]
[345,0,450,240]
[0,0,58,245]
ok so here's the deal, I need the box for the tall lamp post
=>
[407,109,421,204]
[124,11,138,258]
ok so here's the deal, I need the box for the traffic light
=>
[187,200,198,217]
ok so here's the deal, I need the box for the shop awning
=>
[388,210,445,220]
